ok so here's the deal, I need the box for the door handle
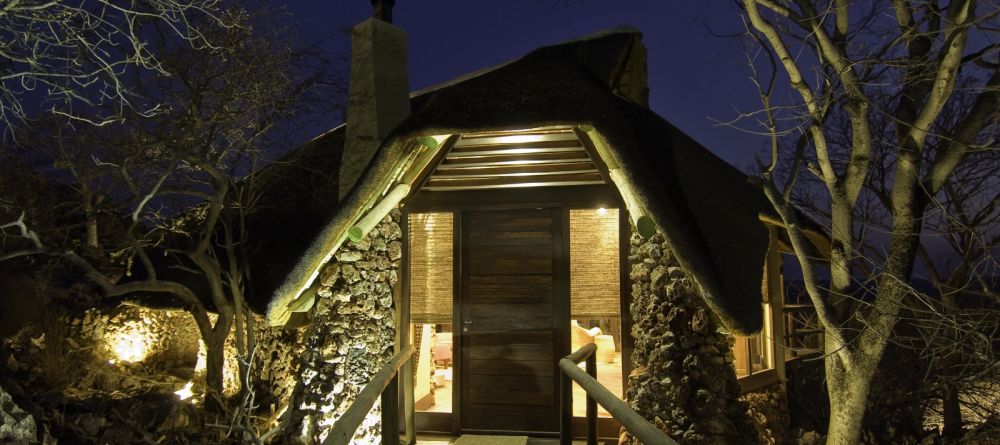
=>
[462,320,472,333]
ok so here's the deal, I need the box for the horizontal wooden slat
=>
[471,302,552,318]
[439,151,591,167]
[426,172,605,191]
[467,231,553,247]
[469,258,552,274]
[468,374,554,391]
[448,146,584,158]
[467,330,553,346]
[467,359,556,376]
[424,180,606,191]
[467,388,554,406]
[466,245,552,259]
[451,139,582,153]
[454,131,578,147]
[469,313,552,331]
[470,343,554,361]
[433,162,597,178]
[464,218,554,232]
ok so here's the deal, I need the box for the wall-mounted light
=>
[597,207,608,215]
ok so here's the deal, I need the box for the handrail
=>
[322,345,415,445]
[558,343,679,445]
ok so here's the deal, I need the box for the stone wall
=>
[741,382,789,445]
[624,230,756,445]
[284,209,401,444]
[68,305,299,403]
[72,306,201,373]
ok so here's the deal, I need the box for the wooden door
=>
[459,208,564,434]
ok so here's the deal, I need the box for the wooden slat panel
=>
[427,172,604,189]
[454,131,578,147]
[463,245,552,259]
[467,388,554,406]
[439,151,590,166]
[470,302,552,321]
[470,343,555,361]
[467,359,556,376]
[468,277,552,301]
[433,162,598,177]
[466,223,553,234]
[468,330,553,346]
[469,259,552,274]
[450,139,582,152]
[468,374,554,390]
[469,314,552,331]
[467,230,553,247]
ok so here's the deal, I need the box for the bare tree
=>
[0,0,231,130]
[736,1,999,444]
[0,4,337,432]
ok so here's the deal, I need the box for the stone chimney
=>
[339,10,410,200]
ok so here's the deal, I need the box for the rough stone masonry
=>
[624,230,756,445]
[284,209,402,444]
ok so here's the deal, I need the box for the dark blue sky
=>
[285,1,768,169]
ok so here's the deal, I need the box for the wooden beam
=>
[559,344,678,445]
[455,131,578,147]
[425,172,605,190]
[348,183,410,242]
[405,185,621,211]
[432,162,598,177]
[439,151,590,167]
[323,345,415,445]
[608,169,655,238]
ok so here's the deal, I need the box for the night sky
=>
[285,1,768,170]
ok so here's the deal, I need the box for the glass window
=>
[733,303,773,377]
[408,212,454,414]
[569,208,622,418]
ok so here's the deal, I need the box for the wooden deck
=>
[414,437,617,445]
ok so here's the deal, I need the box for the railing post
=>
[586,353,597,445]
[402,354,415,444]
[381,374,400,445]
[560,368,572,445]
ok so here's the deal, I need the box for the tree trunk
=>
[204,334,227,413]
[824,345,875,445]
[942,382,963,438]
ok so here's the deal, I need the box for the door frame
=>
[401,186,632,437]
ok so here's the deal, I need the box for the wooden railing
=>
[322,345,415,445]
[558,344,678,445]
[783,304,823,358]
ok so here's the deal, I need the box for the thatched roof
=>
[259,28,785,335]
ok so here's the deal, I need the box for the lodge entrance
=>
[406,192,630,438]
[459,208,564,434]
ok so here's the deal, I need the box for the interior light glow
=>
[597,207,608,215]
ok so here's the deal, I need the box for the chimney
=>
[339,6,410,200]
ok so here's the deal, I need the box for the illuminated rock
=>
[0,385,36,443]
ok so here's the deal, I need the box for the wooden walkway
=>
[415,436,618,445]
